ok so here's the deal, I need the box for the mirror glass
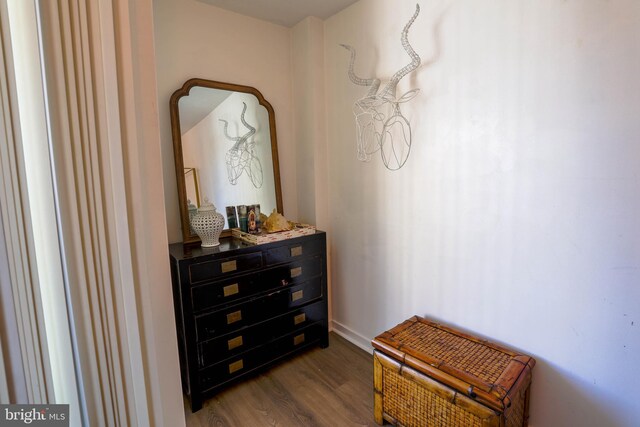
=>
[184,167,200,208]
[171,79,282,244]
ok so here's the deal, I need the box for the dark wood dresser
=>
[169,231,328,412]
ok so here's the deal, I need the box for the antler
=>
[239,102,256,139]
[219,119,240,142]
[340,44,381,97]
[378,4,421,100]
[219,102,256,145]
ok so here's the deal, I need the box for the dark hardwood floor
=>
[184,332,377,426]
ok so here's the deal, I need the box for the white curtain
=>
[0,0,184,425]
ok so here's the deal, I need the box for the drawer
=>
[198,301,325,368]
[271,256,323,287]
[195,278,323,342]
[199,347,266,392]
[189,252,263,284]
[191,275,257,313]
[264,237,323,265]
[199,322,323,392]
[268,322,323,359]
[191,256,323,313]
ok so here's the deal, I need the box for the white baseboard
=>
[331,320,373,354]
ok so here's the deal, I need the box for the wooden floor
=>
[184,332,377,427]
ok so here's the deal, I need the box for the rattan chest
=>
[372,316,535,427]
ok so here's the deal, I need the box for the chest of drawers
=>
[169,231,328,412]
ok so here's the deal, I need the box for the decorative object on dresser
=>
[232,224,315,245]
[169,231,329,412]
[189,198,225,247]
[340,3,421,171]
[232,210,316,245]
[372,316,535,427]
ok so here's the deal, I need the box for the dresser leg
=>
[190,395,203,413]
[320,326,329,348]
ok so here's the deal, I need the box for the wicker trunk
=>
[372,316,535,427]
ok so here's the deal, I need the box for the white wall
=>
[154,0,295,243]
[324,1,640,426]
[155,0,640,425]
[292,17,329,228]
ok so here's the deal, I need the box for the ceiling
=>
[196,0,359,27]
[179,86,232,134]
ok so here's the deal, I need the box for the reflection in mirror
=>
[184,167,200,207]
[171,79,282,245]
[219,102,263,188]
[180,88,276,224]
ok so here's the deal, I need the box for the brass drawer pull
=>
[291,290,304,302]
[227,335,243,351]
[293,313,306,325]
[223,283,239,297]
[293,333,305,346]
[226,310,242,324]
[221,260,237,273]
[290,266,302,278]
[228,359,243,374]
[290,246,303,257]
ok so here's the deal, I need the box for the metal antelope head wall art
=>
[219,102,264,188]
[341,4,421,170]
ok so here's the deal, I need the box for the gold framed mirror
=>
[171,78,283,245]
